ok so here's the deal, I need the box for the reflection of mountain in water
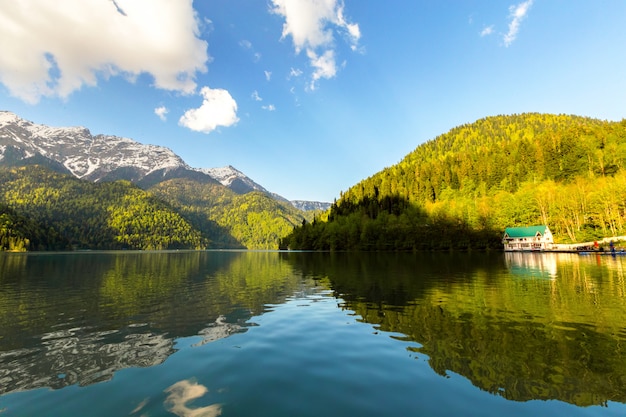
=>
[0,251,302,394]
[1,315,246,393]
[283,251,626,407]
[2,326,174,391]
[195,315,248,347]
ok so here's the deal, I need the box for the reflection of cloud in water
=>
[131,398,149,414]
[165,380,222,417]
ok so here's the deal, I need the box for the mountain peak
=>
[197,166,270,195]
[0,110,19,124]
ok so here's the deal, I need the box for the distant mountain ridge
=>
[0,111,187,181]
[291,200,332,212]
[0,111,328,210]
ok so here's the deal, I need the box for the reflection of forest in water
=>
[0,251,310,394]
[284,252,626,407]
[3,251,625,405]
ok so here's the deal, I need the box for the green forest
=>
[0,166,203,251]
[0,204,69,251]
[148,178,307,250]
[0,166,306,251]
[282,113,626,251]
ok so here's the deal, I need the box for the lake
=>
[1,250,625,416]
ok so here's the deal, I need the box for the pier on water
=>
[549,236,626,253]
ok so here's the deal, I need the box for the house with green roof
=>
[502,225,554,251]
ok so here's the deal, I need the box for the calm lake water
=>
[1,250,625,416]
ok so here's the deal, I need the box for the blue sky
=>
[1,1,625,202]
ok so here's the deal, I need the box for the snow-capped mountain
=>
[0,111,328,210]
[198,166,295,203]
[0,111,246,189]
[198,166,271,195]
[0,111,188,182]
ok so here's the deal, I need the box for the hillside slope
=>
[282,114,626,250]
[149,178,305,250]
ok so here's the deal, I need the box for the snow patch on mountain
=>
[0,111,20,127]
[197,165,270,194]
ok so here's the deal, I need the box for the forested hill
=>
[361,113,626,201]
[0,166,306,251]
[281,113,626,250]
[0,166,204,251]
[148,178,307,250]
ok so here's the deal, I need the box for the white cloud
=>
[307,50,336,90]
[336,4,360,48]
[480,25,495,37]
[154,106,169,121]
[179,86,239,134]
[289,68,303,78]
[270,0,360,89]
[504,0,534,47]
[271,0,360,52]
[0,0,209,103]
[239,40,253,49]
[262,104,276,111]
[252,90,263,101]
[264,70,272,81]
